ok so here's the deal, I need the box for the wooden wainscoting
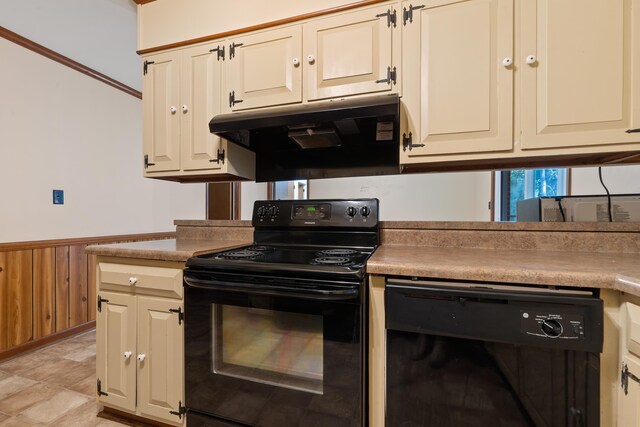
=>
[0,232,174,360]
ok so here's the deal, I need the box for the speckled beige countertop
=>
[367,245,640,295]
[85,238,250,262]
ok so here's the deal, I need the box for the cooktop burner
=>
[218,249,263,260]
[312,256,353,266]
[318,249,359,256]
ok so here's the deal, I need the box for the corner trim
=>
[0,25,142,99]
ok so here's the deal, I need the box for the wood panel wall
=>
[0,232,174,359]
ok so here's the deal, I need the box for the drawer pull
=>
[129,277,138,285]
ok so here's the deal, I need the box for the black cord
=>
[556,198,566,222]
[598,166,613,222]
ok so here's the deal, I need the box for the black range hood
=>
[209,94,401,182]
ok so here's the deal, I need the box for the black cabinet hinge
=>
[97,295,109,312]
[375,66,397,85]
[209,148,226,165]
[229,91,244,108]
[622,363,640,395]
[403,4,425,25]
[170,401,187,419]
[169,307,184,325]
[210,45,225,61]
[143,60,155,75]
[97,379,109,397]
[144,154,155,169]
[229,42,244,59]
[627,128,640,134]
[376,9,397,27]
[402,132,425,151]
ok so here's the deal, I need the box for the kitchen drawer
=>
[98,262,183,299]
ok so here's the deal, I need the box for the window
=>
[497,169,568,221]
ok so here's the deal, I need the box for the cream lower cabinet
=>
[224,2,398,111]
[143,42,254,181]
[617,299,640,427]
[96,260,185,426]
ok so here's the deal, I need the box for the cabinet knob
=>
[182,105,189,113]
[170,106,177,114]
[307,54,316,64]
[502,57,513,67]
[526,55,537,65]
[123,351,132,359]
[137,354,146,362]
[129,276,138,285]
[292,57,300,66]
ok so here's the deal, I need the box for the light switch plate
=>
[53,189,64,205]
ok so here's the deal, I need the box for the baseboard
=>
[0,321,96,361]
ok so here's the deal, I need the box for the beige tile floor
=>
[0,329,126,426]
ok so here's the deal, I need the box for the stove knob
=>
[541,319,563,337]
[269,206,280,218]
[257,206,266,217]
[346,206,357,217]
[360,206,371,217]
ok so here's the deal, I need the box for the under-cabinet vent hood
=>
[209,94,401,182]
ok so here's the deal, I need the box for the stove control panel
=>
[252,199,379,227]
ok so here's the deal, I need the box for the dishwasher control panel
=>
[521,311,585,339]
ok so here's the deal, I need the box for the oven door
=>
[184,273,364,427]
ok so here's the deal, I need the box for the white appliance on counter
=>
[517,194,640,222]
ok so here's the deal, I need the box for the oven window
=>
[212,305,324,394]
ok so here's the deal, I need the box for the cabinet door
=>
[521,0,640,150]
[619,355,640,427]
[401,0,513,161]
[181,43,224,171]
[137,296,184,425]
[226,26,302,110]
[96,291,136,412]
[143,51,181,173]
[304,4,395,101]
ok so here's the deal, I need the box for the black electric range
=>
[183,198,379,427]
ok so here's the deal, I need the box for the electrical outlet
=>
[53,189,64,205]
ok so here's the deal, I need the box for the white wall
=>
[571,165,640,195]
[0,37,204,243]
[309,172,493,221]
[240,183,268,220]
[0,0,141,90]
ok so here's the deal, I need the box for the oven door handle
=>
[184,276,359,301]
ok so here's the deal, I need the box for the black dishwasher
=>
[385,279,603,427]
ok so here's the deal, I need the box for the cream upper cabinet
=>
[521,0,640,150]
[137,296,185,423]
[96,291,137,412]
[401,0,514,160]
[180,43,224,171]
[303,4,396,101]
[143,43,255,180]
[143,51,181,172]
[226,26,303,111]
